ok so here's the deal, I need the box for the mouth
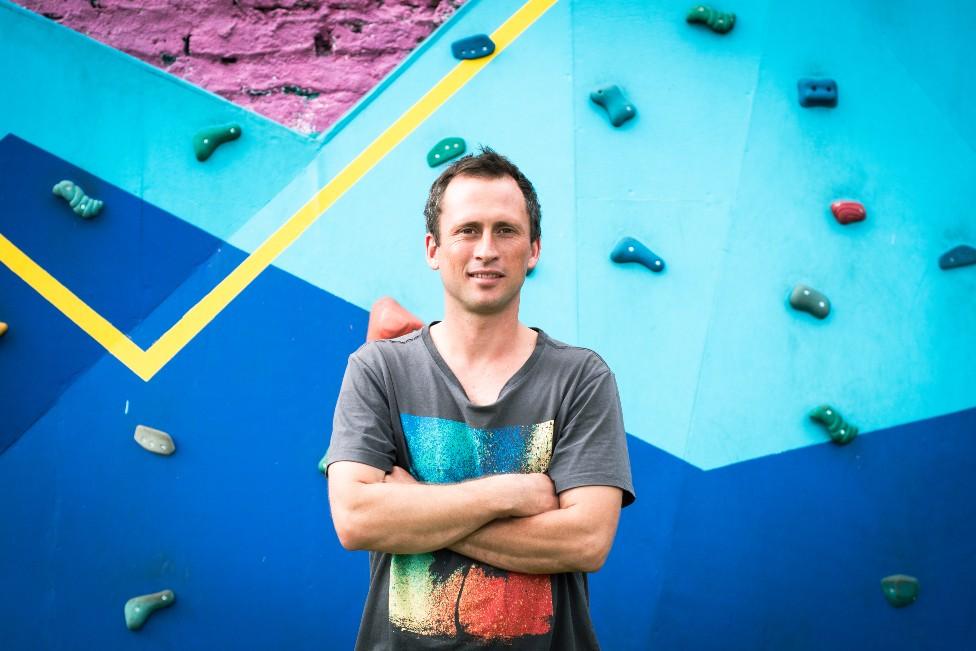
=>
[468,271,505,280]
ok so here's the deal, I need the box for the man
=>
[325,148,635,650]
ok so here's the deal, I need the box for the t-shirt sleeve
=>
[324,350,397,476]
[548,363,636,506]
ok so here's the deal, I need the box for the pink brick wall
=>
[17,0,465,135]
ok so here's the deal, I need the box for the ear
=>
[424,232,440,270]
[527,237,541,271]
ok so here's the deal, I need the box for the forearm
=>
[333,476,512,554]
[449,506,602,574]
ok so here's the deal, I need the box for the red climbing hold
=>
[831,200,866,225]
[366,297,424,342]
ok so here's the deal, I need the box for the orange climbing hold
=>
[366,297,424,342]
[0,322,7,337]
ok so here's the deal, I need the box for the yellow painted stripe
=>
[0,0,559,382]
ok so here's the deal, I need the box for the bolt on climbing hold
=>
[590,85,637,127]
[610,237,665,273]
[193,123,242,162]
[451,34,496,60]
[134,425,176,456]
[367,297,424,342]
[789,283,830,319]
[686,5,736,34]
[52,180,103,219]
[0,322,7,337]
[798,78,838,108]
[938,244,976,270]
[831,200,866,225]
[124,589,175,630]
[427,137,466,167]
[318,453,328,474]
[808,405,858,444]
[881,574,919,607]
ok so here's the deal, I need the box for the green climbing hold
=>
[881,574,919,607]
[427,137,466,167]
[52,180,103,218]
[318,452,328,474]
[193,123,242,162]
[124,589,175,630]
[789,283,830,319]
[686,5,736,34]
[809,405,858,445]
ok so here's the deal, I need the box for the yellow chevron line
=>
[0,0,558,382]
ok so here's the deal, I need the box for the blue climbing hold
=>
[451,34,495,60]
[798,78,838,108]
[590,85,637,127]
[938,244,976,270]
[610,237,665,272]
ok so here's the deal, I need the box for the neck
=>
[434,298,530,364]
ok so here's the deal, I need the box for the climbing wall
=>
[1,0,974,648]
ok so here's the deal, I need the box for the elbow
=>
[576,533,614,573]
[332,508,370,551]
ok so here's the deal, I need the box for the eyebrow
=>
[453,220,524,231]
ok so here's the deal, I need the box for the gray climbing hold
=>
[610,237,665,272]
[789,283,830,319]
[938,244,976,270]
[193,123,242,161]
[881,574,919,608]
[134,425,176,456]
[124,589,175,631]
[52,180,103,219]
[590,85,637,127]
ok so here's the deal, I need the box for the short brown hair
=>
[424,147,541,245]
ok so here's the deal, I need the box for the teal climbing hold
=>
[881,574,919,607]
[939,244,976,270]
[52,180,103,219]
[427,137,466,167]
[686,5,736,34]
[809,405,858,445]
[610,237,665,272]
[590,85,637,127]
[124,589,175,631]
[789,283,830,319]
[318,452,328,474]
[193,123,242,161]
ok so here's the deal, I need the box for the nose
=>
[473,230,499,261]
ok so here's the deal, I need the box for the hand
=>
[384,465,419,484]
[506,473,559,517]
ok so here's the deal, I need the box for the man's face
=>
[425,174,540,317]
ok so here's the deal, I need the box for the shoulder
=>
[348,328,425,373]
[538,330,614,382]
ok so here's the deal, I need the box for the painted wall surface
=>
[13,0,466,135]
[1,0,975,649]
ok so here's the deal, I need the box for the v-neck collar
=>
[421,321,547,408]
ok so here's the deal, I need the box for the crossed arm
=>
[327,461,623,575]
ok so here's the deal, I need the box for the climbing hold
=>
[881,574,919,608]
[831,200,866,225]
[124,589,175,631]
[686,5,736,34]
[798,78,838,108]
[590,85,637,127]
[451,34,495,60]
[0,322,7,337]
[318,453,328,474]
[610,237,665,273]
[808,405,858,445]
[789,283,830,319]
[366,297,424,342]
[193,123,242,161]
[427,137,466,167]
[52,180,103,219]
[938,244,976,270]
[134,425,176,456]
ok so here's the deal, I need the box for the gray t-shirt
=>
[326,323,635,650]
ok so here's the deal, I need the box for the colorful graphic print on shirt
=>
[391,414,555,642]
